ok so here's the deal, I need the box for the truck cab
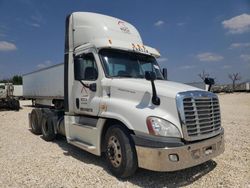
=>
[28,12,224,178]
[0,83,20,110]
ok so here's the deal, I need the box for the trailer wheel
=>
[104,125,138,178]
[41,112,56,141]
[30,109,43,135]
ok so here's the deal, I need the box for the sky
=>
[0,0,250,84]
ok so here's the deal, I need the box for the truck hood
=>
[102,78,202,135]
[110,78,201,99]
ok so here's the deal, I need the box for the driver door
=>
[72,48,101,116]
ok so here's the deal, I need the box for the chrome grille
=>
[176,91,222,141]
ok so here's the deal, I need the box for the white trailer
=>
[13,85,23,98]
[26,12,224,178]
[23,63,64,107]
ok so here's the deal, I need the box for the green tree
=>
[12,75,22,85]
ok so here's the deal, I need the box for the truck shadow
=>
[54,136,217,187]
[0,107,23,111]
[125,160,216,187]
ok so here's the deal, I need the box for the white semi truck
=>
[25,12,224,178]
[0,83,20,110]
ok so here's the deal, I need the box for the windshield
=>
[99,49,164,79]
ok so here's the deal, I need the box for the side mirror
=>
[204,78,215,85]
[89,83,96,92]
[145,71,156,81]
[162,68,168,80]
[204,78,215,91]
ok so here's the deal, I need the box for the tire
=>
[41,112,56,141]
[104,125,138,178]
[8,99,14,110]
[30,109,43,135]
[13,99,20,111]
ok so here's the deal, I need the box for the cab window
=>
[74,53,98,81]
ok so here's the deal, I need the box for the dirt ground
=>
[0,93,249,187]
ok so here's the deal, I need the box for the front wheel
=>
[104,125,138,178]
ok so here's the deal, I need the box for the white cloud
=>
[222,13,250,34]
[196,52,224,62]
[27,12,44,28]
[0,41,17,51]
[222,65,232,69]
[157,57,168,62]
[180,65,195,69]
[31,14,43,23]
[154,20,164,27]
[177,22,186,26]
[240,54,250,62]
[30,23,40,28]
[37,60,52,69]
[229,42,250,49]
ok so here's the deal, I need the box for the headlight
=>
[146,117,181,137]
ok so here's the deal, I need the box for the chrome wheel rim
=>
[107,135,122,167]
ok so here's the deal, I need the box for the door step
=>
[69,139,96,151]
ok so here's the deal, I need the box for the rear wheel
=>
[104,125,138,178]
[41,112,56,141]
[30,109,43,134]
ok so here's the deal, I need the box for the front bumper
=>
[135,133,224,172]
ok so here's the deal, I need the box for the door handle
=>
[76,98,79,109]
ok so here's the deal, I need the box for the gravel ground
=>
[0,93,249,187]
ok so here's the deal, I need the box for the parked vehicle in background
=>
[0,83,20,110]
[13,85,23,99]
[212,82,250,93]
[25,12,225,178]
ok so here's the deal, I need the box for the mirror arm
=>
[151,80,160,105]
[208,85,212,92]
[78,80,96,92]
[79,80,89,88]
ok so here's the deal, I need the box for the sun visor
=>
[72,12,160,58]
